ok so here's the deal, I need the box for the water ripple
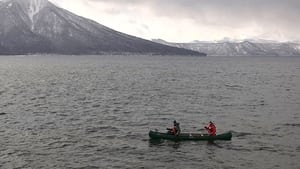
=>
[0,55,299,169]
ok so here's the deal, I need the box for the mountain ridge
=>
[152,39,300,56]
[0,0,205,55]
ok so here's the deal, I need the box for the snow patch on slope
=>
[28,0,47,22]
[14,0,48,29]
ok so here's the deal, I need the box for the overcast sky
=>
[49,0,300,42]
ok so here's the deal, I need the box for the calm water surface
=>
[0,55,299,169]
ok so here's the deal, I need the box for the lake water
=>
[0,55,299,169]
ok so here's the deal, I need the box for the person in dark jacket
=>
[167,120,181,135]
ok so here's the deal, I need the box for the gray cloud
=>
[49,0,300,42]
[103,1,297,23]
[89,0,300,40]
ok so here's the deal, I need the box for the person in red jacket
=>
[205,121,216,136]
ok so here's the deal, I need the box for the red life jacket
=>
[206,123,216,136]
[172,127,177,134]
[208,123,216,136]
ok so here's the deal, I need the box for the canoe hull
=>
[149,130,232,141]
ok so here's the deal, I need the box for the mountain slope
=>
[153,39,300,56]
[0,0,204,55]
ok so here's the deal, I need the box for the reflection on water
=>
[149,139,182,149]
[149,139,164,147]
[149,138,225,150]
[207,141,223,148]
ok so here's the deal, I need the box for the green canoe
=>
[149,130,232,141]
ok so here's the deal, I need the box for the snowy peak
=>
[13,0,48,22]
[0,0,202,55]
[14,0,48,9]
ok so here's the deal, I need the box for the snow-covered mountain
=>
[0,0,204,55]
[153,39,300,56]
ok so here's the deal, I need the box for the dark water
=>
[0,55,299,169]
